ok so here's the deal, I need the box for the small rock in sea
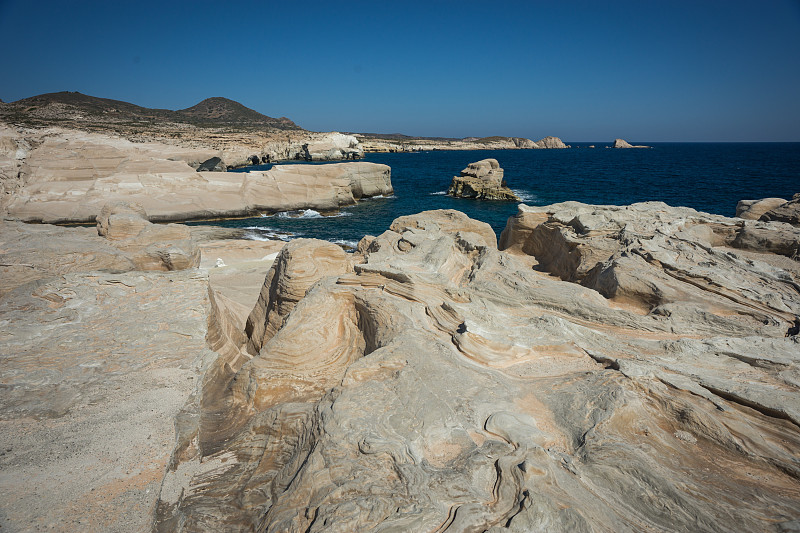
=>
[447,158,520,201]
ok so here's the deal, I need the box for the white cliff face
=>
[0,127,390,223]
[302,132,364,161]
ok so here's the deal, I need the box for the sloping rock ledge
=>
[1,198,799,532]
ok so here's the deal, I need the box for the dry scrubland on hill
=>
[1,194,799,531]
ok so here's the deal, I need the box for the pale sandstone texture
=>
[736,197,789,220]
[0,125,31,211]
[0,216,288,532]
[1,127,391,223]
[0,267,221,533]
[156,205,800,532]
[0,203,207,297]
[448,158,520,201]
[95,201,201,270]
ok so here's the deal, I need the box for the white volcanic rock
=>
[0,217,285,532]
[95,202,201,271]
[613,138,650,148]
[499,201,800,317]
[360,135,556,153]
[0,125,31,211]
[534,136,569,149]
[0,219,136,296]
[244,239,355,355]
[1,127,391,223]
[390,208,498,248]
[157,206,800,531]
[512,137,537,148]
[0,268,221,533]
[0,205,207,297]
[302,132,364,161]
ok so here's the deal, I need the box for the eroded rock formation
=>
[761,193,800,226]
[0,213,238,531]
[302,133,364,161]
[448,158,520,201]
[736,197,788,220]
[95,201,201,270]
[0,202,205,297]
[155,204,800,531]
[534,135,569,149]
[1,127,391,223]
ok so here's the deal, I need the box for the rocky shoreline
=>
[0,125,392,224]
[358,134,570,153]
[1,192,799,531]
[1,94,799,531]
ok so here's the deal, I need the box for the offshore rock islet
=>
[447,158,520,201]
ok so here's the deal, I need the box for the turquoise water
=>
[198,143,800,246]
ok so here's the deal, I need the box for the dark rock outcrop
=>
[197,156,226,172]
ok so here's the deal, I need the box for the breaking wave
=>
[511,189,539,204]
[270,209,353,219]
[243,226,295,241]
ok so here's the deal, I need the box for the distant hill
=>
[179,97,297,128]
[1,91,302,130]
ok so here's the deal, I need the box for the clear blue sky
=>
[1,0,799,141]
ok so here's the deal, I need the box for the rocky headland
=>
[0,125,391,223]
[4,191,798,531]
[358,135,569,153]
[447,158,520,201]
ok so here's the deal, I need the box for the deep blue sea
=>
[202,143,800,246]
